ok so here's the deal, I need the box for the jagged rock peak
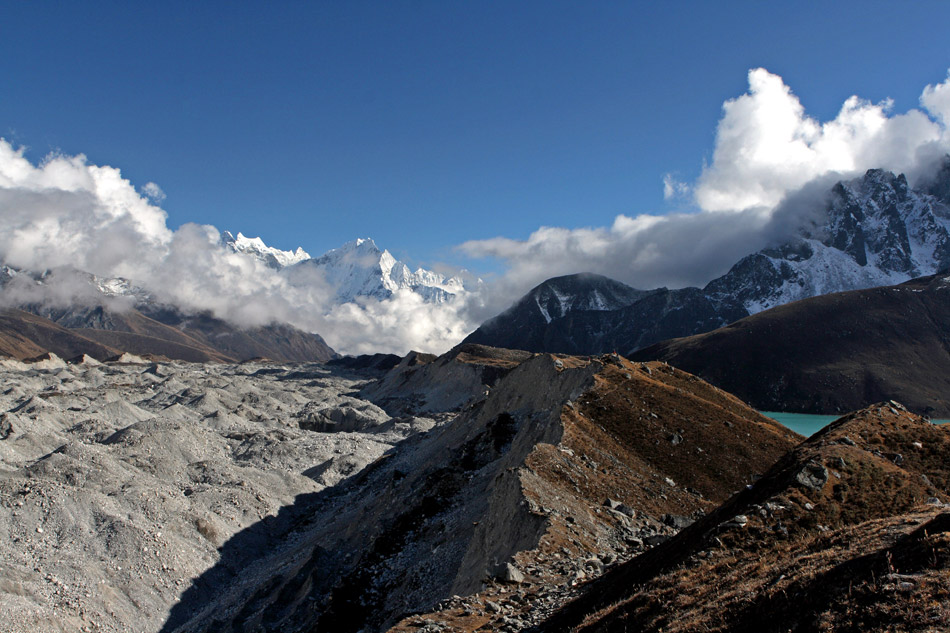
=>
[706,165,950,314]
[919,153,950,205]
[222,230,311,269]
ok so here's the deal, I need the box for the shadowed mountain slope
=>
[462,274,657,354]
[2,303,336,363]
[633,273,950,417]
[0,309,121,360]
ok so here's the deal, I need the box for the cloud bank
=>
[2,68,949,354]
[0,142,473,355]
[461,68,950,317]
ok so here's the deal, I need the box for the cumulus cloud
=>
[321,291,477,356]
[459,208,778,320]
[461,68,950,313]
[141,181,166,203]
[921,70,950,126]
[695,68,948,212]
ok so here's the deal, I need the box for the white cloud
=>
[0,139,476,356]
[461,68,950,313]
[321,291,477,356]
[922,70,950,126]
[662,173,689,200]
[141,181,166,203]
[694,68,947,212]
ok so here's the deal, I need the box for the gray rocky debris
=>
[0,358,426,633]
[493,562,525,584]
[794,461,829,491]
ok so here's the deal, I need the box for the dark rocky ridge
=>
[0,303,336,363]
[462,274,654,353]
[633,273,950,417]
[327,352,403,373]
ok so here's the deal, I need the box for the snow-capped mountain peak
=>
[222,230,311,269]
[303,237,468,304]
[705,164,950,314]
[221,228,476,309]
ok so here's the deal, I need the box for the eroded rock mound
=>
[359,344,535,414]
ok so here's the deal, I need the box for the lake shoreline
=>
[763,410,950,437]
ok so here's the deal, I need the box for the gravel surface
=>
[0,355,436,633]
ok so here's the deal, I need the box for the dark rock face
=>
[463,275,748,357]
[326,353,402,373]
[921,154,950,206]
[794,462,829,491]
[463,273,653,354]
[465,160,950,357]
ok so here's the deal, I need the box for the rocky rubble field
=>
[10,343,895,633]
[0,354,438,633]
[152,347,795,633]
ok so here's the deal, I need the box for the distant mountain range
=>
[222,231,311,269]
[0,302,336,364]
[465,159,950,356]
[0,232,478,362]
[224,232,472,304]
[5,160,950,365]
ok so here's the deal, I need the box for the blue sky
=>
[3,1,950,270]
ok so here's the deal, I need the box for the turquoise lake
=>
[762,411,950,437]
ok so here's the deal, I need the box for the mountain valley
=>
[3,163,950,632]
[0,345,803,633]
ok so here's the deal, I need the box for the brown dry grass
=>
[544,404,950,633]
